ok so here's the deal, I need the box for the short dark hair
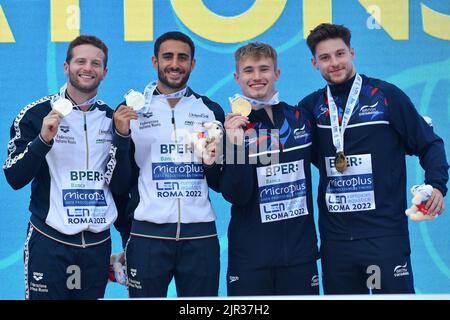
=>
[306,23,351,56]
[234,42,278,73]
[154,31,195,59]
[66,35,108,68]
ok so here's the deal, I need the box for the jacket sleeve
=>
[105,105,139,195]
[384,83,449,196]
[112,192,132,248]
[3,108,52,190]
[297,101,319,168]
[219,142,256,206]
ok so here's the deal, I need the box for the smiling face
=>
[312,38,356,85]
[64,44,107,95]
[152,39,195,93]
[234,56,280,101]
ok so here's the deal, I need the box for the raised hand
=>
[426,188,445,217]
[114,105,138,136]
[40,109,63,143]
[224,112,249,146]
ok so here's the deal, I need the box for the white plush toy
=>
[189,121,224,160]
[108,252,127,286]
[405,184,436,221]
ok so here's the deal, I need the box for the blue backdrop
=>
[0,0,448,299]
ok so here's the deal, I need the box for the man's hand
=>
[109,252,127,286]
[426,188,445,216]
[224,113,249,146]
[114,105,138,136]
[40,109,63,144]
[203,137,219,166]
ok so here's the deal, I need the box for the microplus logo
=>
[63,189,107,207]
[152,163,204,180]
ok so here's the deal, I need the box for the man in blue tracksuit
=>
[3,35,129,299]
[298,23,448,294]
[109,31,224,297]
[221,42,319,296]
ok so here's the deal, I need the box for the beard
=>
[157,67,191,91]
[67,69,101,94]
[325,66,355,85]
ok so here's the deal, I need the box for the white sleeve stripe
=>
[3,96,52,170]
[104,145,117,185]
[317,120,390,129]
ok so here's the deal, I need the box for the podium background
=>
[0,0,448,298]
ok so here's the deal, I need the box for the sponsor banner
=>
[257,160,308,223]
[62,189,107,207]
[325,154,376,213]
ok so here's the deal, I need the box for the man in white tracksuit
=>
[109,31,225,297]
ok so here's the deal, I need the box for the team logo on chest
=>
[60,125,70,133]
[358,101,381,117]
[293,125,309,140]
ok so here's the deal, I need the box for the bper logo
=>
[70,171,104,182]
[329,155,363,169]
[160,144,193,154]
[265,163,298,177]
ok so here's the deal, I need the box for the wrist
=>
[39,133,53,146]
[115,128,131,138]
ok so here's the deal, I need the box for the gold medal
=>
[231,97,252,116]
[335,151,347,173]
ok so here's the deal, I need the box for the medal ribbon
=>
[326,74,362,153]
[52,83,97,107]
[143,81,187,110]
[228,92,280,110]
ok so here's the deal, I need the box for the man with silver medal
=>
[109,31,224,298]
[3,35,130,299]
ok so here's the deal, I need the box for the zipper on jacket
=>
[171,107,182,241]
[83,113,89,170]
[83,112,90,236]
